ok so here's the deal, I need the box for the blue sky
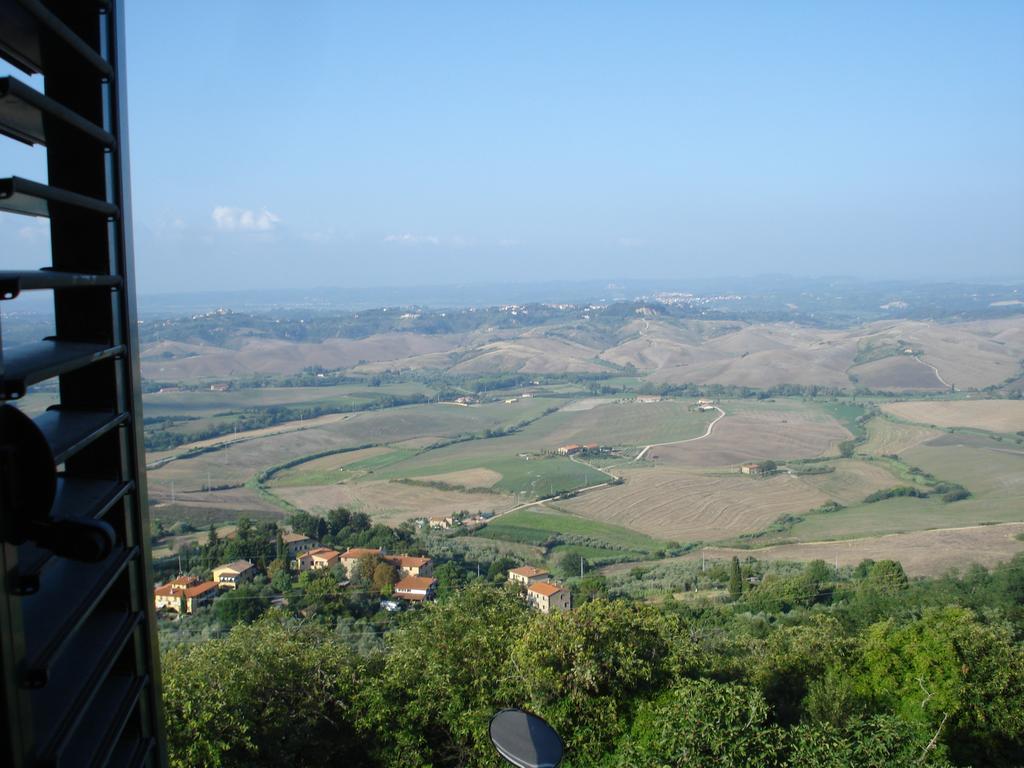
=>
[1,1,1022,294]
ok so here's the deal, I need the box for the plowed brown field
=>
[883,400,1024,433]
[558,466,828,541]
[650,410,848,468]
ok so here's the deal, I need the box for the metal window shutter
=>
[0,1,168,766]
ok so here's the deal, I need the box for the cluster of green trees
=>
[863,482,970,504]
[161,552,1024,767]
[285,508,416,553]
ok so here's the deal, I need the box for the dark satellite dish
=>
[489,708,564,768]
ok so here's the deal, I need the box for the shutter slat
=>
[21,545,138,684]
[0,270,121,301]
[0,77,114,147]
[0,177,119,218]
[2,341,124,400]
[0,0,112,76]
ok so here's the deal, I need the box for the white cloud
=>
[384,233,440,245]
[212,206,281,232]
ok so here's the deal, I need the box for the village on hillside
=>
[153,530,572,619]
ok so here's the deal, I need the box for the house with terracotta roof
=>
[211,560,258,590]
[383,554,434,578]
[280,531,317,558]
[507,566,551,587]
[295,546,342,573]
[393,576,438,602]
[527,581,571,614]
[556,444,582,456]
[339,547,384,577]
[154,576,219,614]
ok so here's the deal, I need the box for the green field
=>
[147,397,564,492]
[268,448,419,487]
[475,507,664,557]
[786,438,1024,540]
[821,400,868,436]
[368,399,711,475]
[370,453,595,497]
[261,397,710,500]
[788,494,1021,540]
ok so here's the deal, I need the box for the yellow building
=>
[211,560,258,589]
[153,576,219,614]
[383,554,434,578]
[295,547,341,573]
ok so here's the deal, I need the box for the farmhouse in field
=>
[636,395,661,404]
[429,515,457,529]
[527,581,571,614]
[557,444,582,456]
[295,546,342,573]
[394,576,438,602]
[740,463,767,476]
[211,560,258,590]
[154,576,219,614]
[508,566,551,587]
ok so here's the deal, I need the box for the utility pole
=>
[701,548,706,572]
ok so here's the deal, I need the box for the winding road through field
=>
[633,405,726,462]
[913,355,951,388]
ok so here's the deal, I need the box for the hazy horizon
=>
[1,1,1022,294]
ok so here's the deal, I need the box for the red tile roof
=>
[307,547,340,559]
[528,582,565,597]
[384,554,431,569]
[394,576,437,592]
[340,547,382,559]
[184,580,219,598]
[154,577,218,598]
[282,532,312,543]
[509,566,549,578]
